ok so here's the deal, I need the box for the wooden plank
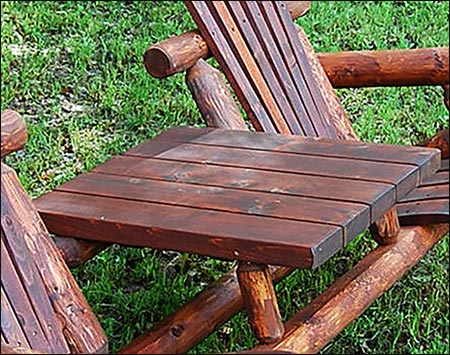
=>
[1,238,52,353]
[256,1,331,137]
[237,1,310,135]
[226,2,305,135]
[146,144,420,198]
[271,2,338,138]
[420,170,448,186]
[294,25,358,140]
[1,286,31,350]
[396,158,448,226]
[184,1,276,132]
[439,159,449,171]
[397,184,447,203]
[93,155,395,222]
[190,129,441,179]
[35,191,342,269]
[124,126,214,157]
[56,172,370,243]
[397,199,449,225]
[208,1,292,134]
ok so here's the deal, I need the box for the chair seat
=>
[35,127,440,269]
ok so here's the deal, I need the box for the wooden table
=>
[36,126,440,269]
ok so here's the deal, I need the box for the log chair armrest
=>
[316,46,449,88]
[144,25,448,88]
[1,110,28,159]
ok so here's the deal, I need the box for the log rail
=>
[144,30,449,88]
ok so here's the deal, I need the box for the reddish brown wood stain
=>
[36,127,439,268]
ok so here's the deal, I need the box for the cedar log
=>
[370,207,401,245]
[1,110,28,158]
[319,47,449,88]
[117,266,293,354]
[186,59,247,130]
[1,163,108,354]
[144,30,449,88]
[118,223,449,354]
[252,224,449,354]
[237,262,284,344]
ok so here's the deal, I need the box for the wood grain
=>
[186,59,247,130]
[369,207,400,245]
[93,155,396,222]
[117,266,293,354]
[319,47,449,88]
[55,171,370,243]
[1,163,108,354]
[251,224,449,354]
[237,263,284,344]
[145,2,310,79]
[36,190,342,269]
[153,143,421,198]
[1,110,28,158]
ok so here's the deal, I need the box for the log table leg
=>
[237,262,284,344]
[370,207,401,245]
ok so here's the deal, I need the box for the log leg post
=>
[186,59,248,131]
[236,261,284,344]
[370,207,401,245]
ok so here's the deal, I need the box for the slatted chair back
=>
[185,1,357,140]
[1,163,108,354]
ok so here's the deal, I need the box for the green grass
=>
[1,1,448,354]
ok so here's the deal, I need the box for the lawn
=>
[1,1,449,353]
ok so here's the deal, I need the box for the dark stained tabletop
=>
[35,127,441,268]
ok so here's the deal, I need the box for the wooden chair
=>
[3,111,277,355]
[2,1,448,354]
[136,1,448,352]
[1,112,108,354]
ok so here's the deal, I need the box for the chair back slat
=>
[185,1,355,139]
[186,1,276,132]
[226,1,306,135]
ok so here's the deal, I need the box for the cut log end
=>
[1,110,28,158]
[144,47,172,79]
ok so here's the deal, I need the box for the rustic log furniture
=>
[1,1,448,354]
[1,111,108,354]
[131,1,449,352]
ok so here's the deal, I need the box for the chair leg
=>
[370,207,401,245]
[237,262,284,344]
